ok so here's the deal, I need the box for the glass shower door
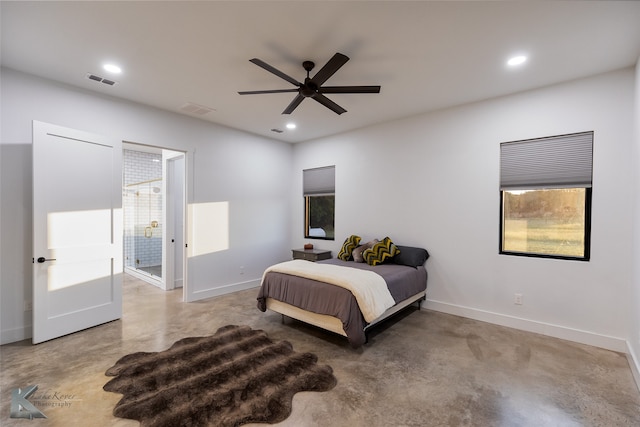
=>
[124,179,163,278]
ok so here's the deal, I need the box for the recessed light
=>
[103,63,122,74]
[286,123,296,130]
[507,55,527,67]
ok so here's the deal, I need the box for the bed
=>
[256,238,429,347]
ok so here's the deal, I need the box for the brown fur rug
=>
[103,325,337,427]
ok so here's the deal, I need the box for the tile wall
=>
[123,149,163,271]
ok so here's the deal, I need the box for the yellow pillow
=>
[337,235,361,261]
[363,237,400,266]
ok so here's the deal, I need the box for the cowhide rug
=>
[103,325,337,426]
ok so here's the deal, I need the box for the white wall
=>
[630,57,640,384]
[0,67,293,343]
[292,68,636,353]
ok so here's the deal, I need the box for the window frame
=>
[499,187,592,261]
[304,195,335,240]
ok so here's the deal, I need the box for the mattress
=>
[257,258,427,346]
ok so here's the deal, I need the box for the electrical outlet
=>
[24,300,33,311]
[514,293,523,305]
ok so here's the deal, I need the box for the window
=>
[303,166,335,240]
[499,132,593,260]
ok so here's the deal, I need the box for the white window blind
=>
[500,131,593,190]
[303,166,335,196]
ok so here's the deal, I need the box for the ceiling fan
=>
[238,53,380,115]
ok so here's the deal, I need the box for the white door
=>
[32,121,122,344]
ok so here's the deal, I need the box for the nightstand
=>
[292,248,332,262]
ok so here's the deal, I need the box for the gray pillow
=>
[393,246,429,267]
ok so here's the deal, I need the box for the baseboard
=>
[1,326,31,345]
[424,299,628,353]
[627,341,640,393]
[187,279,260,302]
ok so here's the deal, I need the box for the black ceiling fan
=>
[238,52,380,115]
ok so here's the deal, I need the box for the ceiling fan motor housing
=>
[302,78,318,97]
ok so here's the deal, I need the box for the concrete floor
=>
[1,274,639,426]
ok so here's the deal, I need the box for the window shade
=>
[303,166,335,195]
[500,131,593,190]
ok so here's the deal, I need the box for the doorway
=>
[122,143,185,292]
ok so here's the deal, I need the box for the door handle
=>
[144,226,152,238]
[36,257,56,263]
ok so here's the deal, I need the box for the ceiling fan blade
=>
[282,94,305,114]
[311,53,349,86]
[249,58,301,87]
[319,86,381,94]
[312,94,347,115]
[238,89,299,95]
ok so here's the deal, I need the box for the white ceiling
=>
[2,1,640,143]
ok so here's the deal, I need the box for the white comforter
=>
[262,259,395,322]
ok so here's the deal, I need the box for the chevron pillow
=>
[363,237,400,266]
[337,235,361,261]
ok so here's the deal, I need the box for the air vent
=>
[86,73,118,86]
[270,128,284,133]
[179,102,215,115]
